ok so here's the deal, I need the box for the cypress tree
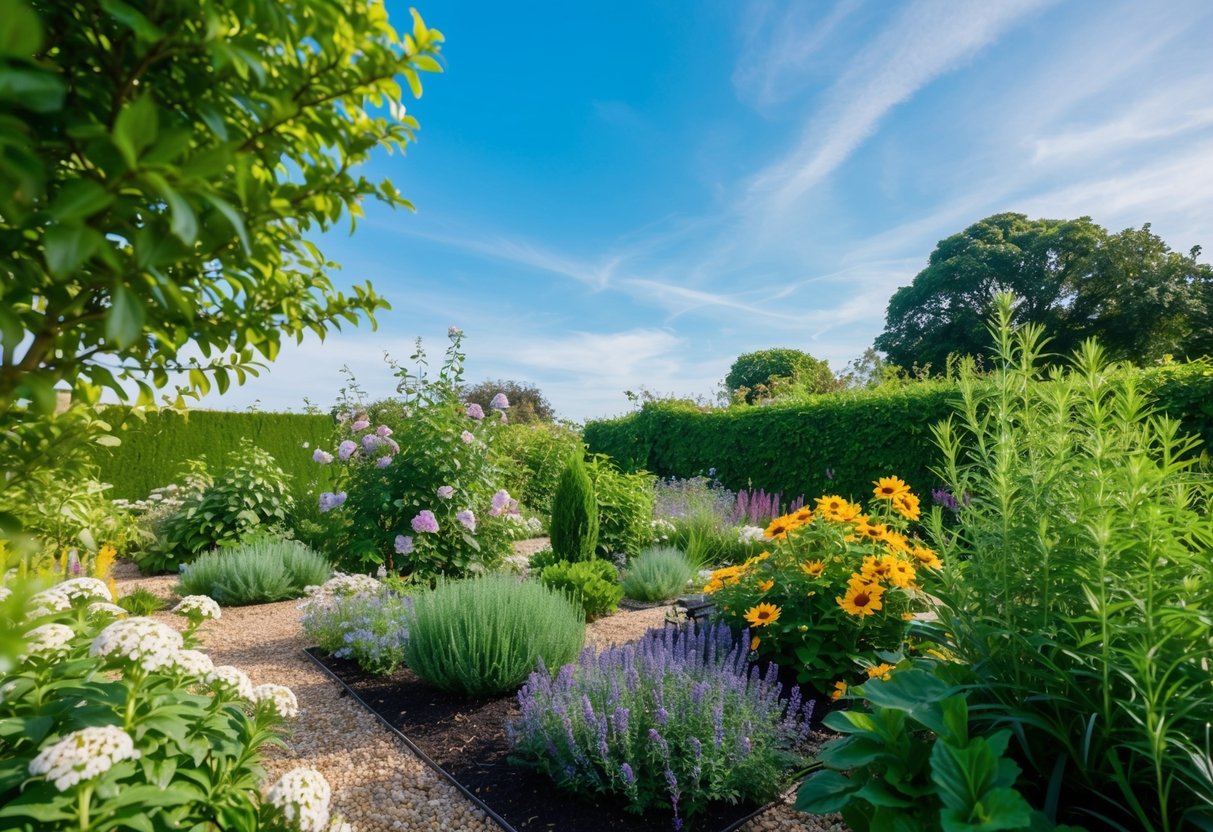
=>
[549,453,599,562]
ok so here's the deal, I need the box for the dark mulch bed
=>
[306,648,782,832]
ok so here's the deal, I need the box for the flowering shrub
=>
[310,329,516,579]
[509,623,813,830]
[704,478,940,693]
[0,572,344,831]
[301,579,413,676]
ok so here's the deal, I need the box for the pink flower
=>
[490,393,509,410]
[489,489,511,517]
[375,456,392,469]
[457,510,476,532]
[376,425,393,438]
[448,326,462,336]
[466,403,485,420]
[338,440,357,461]
[411,511,439,534]
[312,449,333,464]
[385,438,400,454]
[437,486,455,499]
[361,434,383,453]
[460,431,474,444]
[351,419,370,431]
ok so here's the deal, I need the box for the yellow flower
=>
[866,662,896,681]
[892,492,921,521]
[883,530,910,553]
[744,602,781,628]
[857,522,890,543]
[830,680,848,701]
[750,636,761,652]
[815,495,848,516]
[860,555,894,582]
[834,501,864,522]
[764,515,795,540]
[837,582,885,618]
[757,579,774,592]
[886,558,917,589]
[873,476,911,501]
[798,559,826,578]
[910,545,944,571]
[792,506,814,525]
[93,545,117,580]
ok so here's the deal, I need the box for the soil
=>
[310,651,787,832]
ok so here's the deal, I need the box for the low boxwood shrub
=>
[176,538,330,606]
[509,623,814,830]
[620,546,694,602]
[540,558,623,620]
[404,574,585,697]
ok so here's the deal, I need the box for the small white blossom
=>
[173,595,222,620]
[87,602,128,618]
[207,665,255,700]
[90,618,183,673]
[737,525,766,543]
[171,649,215,678]
[22,623,76,659]
[301,574,381,609]
[267,768,333,832]
[29,726,140,791]
[0,586,11,602]
[58,577,111,601]
[254,684,299,718]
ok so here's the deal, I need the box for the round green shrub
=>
[549,453,599,562]
[585,454,655,560]
[621,546,695,602]
[404,574,585,697]
[540,558,623,620]
[175,538,331,605]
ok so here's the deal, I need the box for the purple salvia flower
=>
[411,510,439,534]
[490,393,509,410]
[337,440,357,461]
[460,430,474,444]
[394,535,413,555]
[351,419,370,431]
[620,762,635,786]
[466,403,485,420]
[437,486,454,499]
[457,510,476,532]
[312,449,333,464]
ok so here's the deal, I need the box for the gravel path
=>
[114,545,844,832]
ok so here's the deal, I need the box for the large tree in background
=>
[725,348,835,404]
[874,213,1213,370]
[462,379,555,423]
[0,0,444,415]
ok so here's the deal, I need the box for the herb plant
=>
[176,538,330,606]
[621,547,695,602]
[302,586,412,676]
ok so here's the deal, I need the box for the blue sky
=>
[201,0,1213,422]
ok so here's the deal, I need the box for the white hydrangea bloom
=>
[27,588,72,618]
[29,726,140,791]
[253,684,299,719]
[57,577,112,601]
[737,525,766,543]
[87,602,128,618]
[207,665,255,700]
[267,768,333,832]
[171,649,215,678]
[22,623,76,658]
[172,595,222,620]
[0,680,18,703]
[90,618,183,673]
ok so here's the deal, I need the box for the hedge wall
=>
[90,408,336,502]
[584,363,1213,504]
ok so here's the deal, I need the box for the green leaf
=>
[0,0,43,56]
[0,67,65,111]
[50,180,114,222]
[940,787,1033,832]
[99,0,164,42]
[795,770,863,814]
[43,223,102,278]
[112,94,158,168]
[106,284,146,349]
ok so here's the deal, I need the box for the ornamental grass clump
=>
[405,574,585,697]
[621,546,695,602]
[509,623,813,830]
[176,538,331,605]
[704,478,939,693]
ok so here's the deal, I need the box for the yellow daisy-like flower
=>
[866,662,896,681]
[764,515,795,540]
[798,559,826,578]
[892,492,921,521]
[834,501,864,523]
[744,602,781,628]
[750,636,761,652]
[757,579,774,593]
[860,555,894,582]
[910,545,944,571]
[853,522,889,544]
[886,558,917,589]
[830,680,848,701]
[792,506,814,525]
[883,530,910,553]
[873,475,911,501]
[837,582,885,618]
[815,495,848,516]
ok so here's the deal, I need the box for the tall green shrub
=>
[550,454,599,562]
[584,454,655,561]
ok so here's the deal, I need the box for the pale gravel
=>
[114,541,844,832]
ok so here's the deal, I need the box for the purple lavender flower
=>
[466,403,485,420]
[460,430,475,444]
[932,487,960,513]
[351,419,370,431]
[394,535,413,555]
[411,510,439,534]
[338,440,357,461]
[376,425,393,438]
[620,763,635,786]
[312,448,333,464]
[437,486,455,499]
[457,510,476,532]
[490,393,509,410]
[318,491,347,512]
[375,455,392,469]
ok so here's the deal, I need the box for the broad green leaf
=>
[106,284,146,349]
[44,223,102,278]
[794,770,863,814]
[0,0,43,56]
[0,66,65,111]
[49,179,114,221]
[940,787,1033,832]
[144,173,197,244]
[112,93,158,168]
[99,0,164,42]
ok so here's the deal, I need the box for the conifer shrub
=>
[549,453,599,562]
[540,558,623,620]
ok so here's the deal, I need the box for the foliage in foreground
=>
[176,538,331,606]
[509,623,813,830]
[539,558,623,620]
[620,546,695,603]
[404,574,585,697]
[925,296,1213,830]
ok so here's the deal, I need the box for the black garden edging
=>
[303,648,787,832]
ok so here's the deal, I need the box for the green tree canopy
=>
[874,213,1213,370]
[462,379,555,423]
[725,348,834,404]
[0,0,444,416]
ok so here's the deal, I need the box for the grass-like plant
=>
[115,586,164,616]
[926,295,1213,830]
[405,574,584,697]
[620,546,694,602]
[176,538,331,606]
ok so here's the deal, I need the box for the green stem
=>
[78,783,93,831]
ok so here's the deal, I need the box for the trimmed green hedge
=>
[90,408,336,502]
[585,363,1213,502]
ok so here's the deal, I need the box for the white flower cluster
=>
[88,602,128,618]
[506,515,544,536]
[254,684,299,718]
[173,595,222,620]
[737,524,766,543]
[267,768,333,832]
[112,483,184,514]
[650,518,677,543]
[90,618,183,673]
[22,623,76,659]
[28,577,112,617]
[207,665,255,700]
[29,725,141,792]
[171,649,216,678]
[302,573,381,609]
